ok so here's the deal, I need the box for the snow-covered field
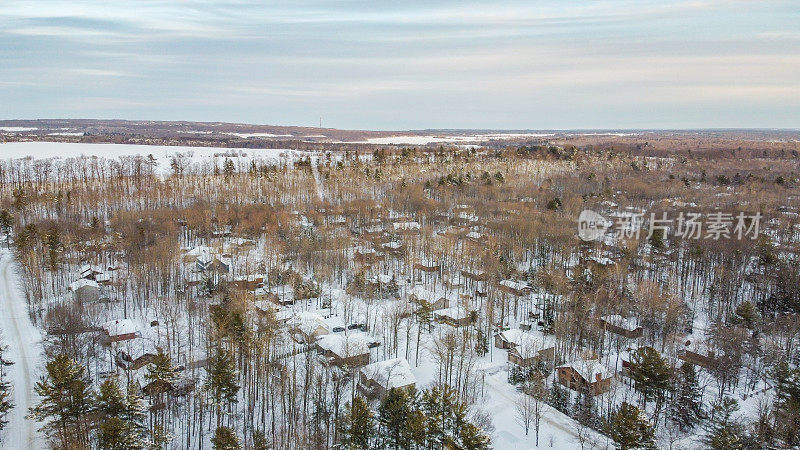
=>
[353,134,556,145]
[0,141,309,174]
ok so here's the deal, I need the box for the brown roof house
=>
[102,319,141,344]
[498,279,532,297]
[408,286,449,311]
[495,329,556,367]
[599,315,644,339]
[355,247,385,265]
[434,307,474,327]
[287,312,330,344]
[556,359,614,396]
[392,221,421,235]
[316,332,375,368]
[358,357,417,399]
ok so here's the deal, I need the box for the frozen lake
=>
[0,141,308,174]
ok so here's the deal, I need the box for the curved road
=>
[0,249,44,449]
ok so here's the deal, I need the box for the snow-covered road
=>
[0,249,45,449]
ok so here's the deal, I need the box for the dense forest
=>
[0,138,799,449]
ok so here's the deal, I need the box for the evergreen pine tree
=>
[252,430,270,450]
[573,385,596,428]
[379,387,412,448]
[629,347,672,410]
[211,426,241,450]
[0,209,12,247]
[205,346,240,427]
[30,353,93,447]
[703,397,744,450]
[458,422,492,450]
[338,396,374,449]
[730,301,760,330]
[223,158,235,181]
[606,402,657,450]
[145,348,178,385]
[550,382,569,413]
[96,378,148,449]
[670,363,704,431]
[772,360,800,446]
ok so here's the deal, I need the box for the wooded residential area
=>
[0,134,799,449]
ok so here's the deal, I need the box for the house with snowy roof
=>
[495,329,556,367]
[354,247,385,264]
[102,319,141,343]
[408,286,449,311]
[115,341,160,371]
[381,240,405,256]
[315,332,375,367]
[498,279,531,296]
[70,278,101,302]
[413,259,440,273]
[599,315,643,339]
[288,312,330,343]
[434,307,473,327]
[556,359,614,395]
[358,357,416,398]
[392,221,421,235]
[79,264,104,280]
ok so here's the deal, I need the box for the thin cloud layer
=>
[1,0,798,129]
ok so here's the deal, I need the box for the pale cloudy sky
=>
[1,0,798,129]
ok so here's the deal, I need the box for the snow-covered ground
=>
[0,141,308,174]
[352,134,556,145]
[0,127,37,132]
[0,249,45,450]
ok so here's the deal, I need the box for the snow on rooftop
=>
[557,359,613,381]
[361,357,416,389]
[499,279,529,291]
[288,311,329,335]
[102,319,139,337]
[500,329,555,359]
[466,231,482,239]
[393,221,421,231]
[601,314,640,330]
[434,307,469,319]
[316,332,372,357]
[70,278,99,291]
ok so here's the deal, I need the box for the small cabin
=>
[433,307,473,327]
[288,312,330,343]
[413,259,440,273]
[408,287,449,310]
[460,269,488,282]
[495,329,556,367]
[102,319,140,343]
[498,280,532,296]
[382,241,405,256]
[392,221,421,235]
[355,247,385,264]
[556,361,614,396]
[599,315,643,339]
[316,333,374,367]
[70,278,101,302]
[358,358,416,399]
[79,264,104,281]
